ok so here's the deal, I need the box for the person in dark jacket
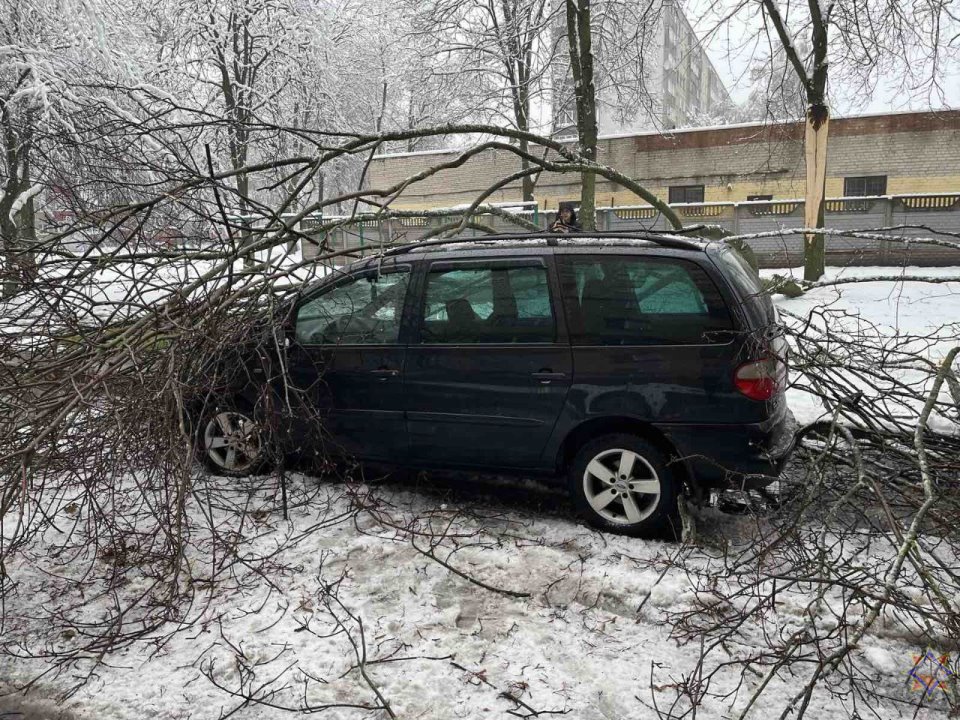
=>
[550,202,582,233]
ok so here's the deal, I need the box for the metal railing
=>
[300,194,960,268]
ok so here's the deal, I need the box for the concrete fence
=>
[302,193,960,268]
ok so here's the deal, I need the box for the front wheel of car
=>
[199,404,266,477]
[569,433,680,539]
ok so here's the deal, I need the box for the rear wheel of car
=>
[569,433,679,539]
[199,404,265,477]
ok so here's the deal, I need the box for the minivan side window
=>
[559,256,732,345]
[296,270,410,345]
[421,264,555,343]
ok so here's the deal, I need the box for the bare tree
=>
[0,60,38,298]
[741,43,809,121]
[760,0,831,282]
[0,3,57,297]
[185,0,308,252]
[0,112,688,706]
[408,0,685,226]
[406,0,559,201]
[563,0,600,229]
[701,0,960,280]
[6,3,959,714]
[644,272,960,717]
[553,0,673,227]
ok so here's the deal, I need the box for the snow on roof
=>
[373,108,959,160]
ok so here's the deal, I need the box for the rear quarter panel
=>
[542,248,781,469]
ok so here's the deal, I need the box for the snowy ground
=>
[3,474,952,720]
[0,243,324,339]
[766,265,960,431]
[1,267,958,719]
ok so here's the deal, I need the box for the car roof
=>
[297,231,732,302]
[336,232,716,272]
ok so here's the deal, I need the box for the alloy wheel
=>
[581,448,661,525]
[203,411,262,474]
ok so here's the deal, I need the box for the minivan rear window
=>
[559,256,733,345]
[716,248,776,325]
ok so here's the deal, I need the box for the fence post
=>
[881,197,895,264]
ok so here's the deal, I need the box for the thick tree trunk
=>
[0,212,18,299]
[803,105,829,281]
[1,101,25,297]
[759,0,830,279]
[19,154,37,282]
[507,8,535,204]
[0,205,33,298]
[0,172,34,299]
[513,80,534,203]
[566,0,598,230]
[519,138,534,202]
[237,171,254,270]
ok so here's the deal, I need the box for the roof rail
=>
[380,231,705,257]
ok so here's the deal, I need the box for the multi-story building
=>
[657,0,733,129]
[553,0,733,135]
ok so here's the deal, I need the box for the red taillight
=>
[734,357,786,401]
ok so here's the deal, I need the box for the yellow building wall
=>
[532,175,960,212]
[370,116,960,213]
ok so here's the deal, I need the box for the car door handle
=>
[370,367,400,379]
[531,370,566,384]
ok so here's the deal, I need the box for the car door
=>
[404,255,573,469]
[556,252,739,424]
[287,264,412,461]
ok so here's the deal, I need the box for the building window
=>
[747,194,773,201]
[669,185,705,204]
[844,175,887,197]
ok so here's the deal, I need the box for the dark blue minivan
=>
[199,233,796,537]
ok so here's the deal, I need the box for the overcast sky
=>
[685,0,960,116]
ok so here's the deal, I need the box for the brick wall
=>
[368,111,960,210]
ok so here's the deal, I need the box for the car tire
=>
[568,433,680,539]
[197,401,266,477]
